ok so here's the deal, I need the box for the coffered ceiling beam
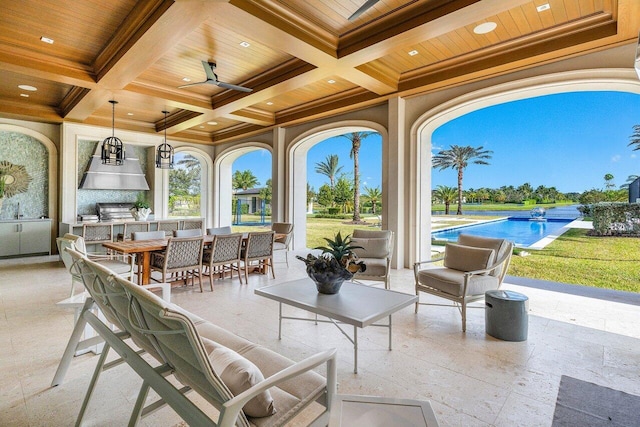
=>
[225,108,275,126]
[65,1,210,121]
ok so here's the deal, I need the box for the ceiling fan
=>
[178,60,253,92]
[348,0,380,21]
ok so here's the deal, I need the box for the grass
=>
[232,215,639,293]
[509,228,640,293]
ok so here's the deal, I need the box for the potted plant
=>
[297,231,366,294]
[131,193,152,221]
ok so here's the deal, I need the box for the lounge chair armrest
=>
[86,252,133,262]
[220,348,338,427]
[413,257,445,274]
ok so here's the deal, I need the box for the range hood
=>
[79,144,150,190]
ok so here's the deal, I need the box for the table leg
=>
[278,302,282,340]
[353,326,358,374]
[141,251,151,285]
[388,315,392,350]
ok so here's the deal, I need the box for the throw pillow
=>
[201,338,276,418]
[443,243,495,272]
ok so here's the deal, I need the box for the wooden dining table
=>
[102,233,284,285]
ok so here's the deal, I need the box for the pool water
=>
[432,218,572,247]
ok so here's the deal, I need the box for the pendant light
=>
[156,110,174,169]
[101,100,125,165]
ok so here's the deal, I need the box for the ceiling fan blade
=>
[201,60,217,81]
[348,0,380,21]
[178,80,210,89]
[216,81,253,92]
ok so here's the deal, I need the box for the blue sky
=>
[233,91,640,194]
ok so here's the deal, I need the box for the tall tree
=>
[628,125,640,151]
[363,185,382,214]
[259,178,272,205]
[176,154,200,170]
[232,170,259,191]
[432,145,492,215]
[604,173,615,190]
[340,132,375,222]
[433,185,457,215]
[314,154,343,189]
[334,175,353,213]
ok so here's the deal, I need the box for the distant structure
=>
[530,207,547,222]
[629,177,640,203]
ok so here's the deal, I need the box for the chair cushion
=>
[97,259,132,276]
[273,242,287,251]
[355,257,387,276]
[443,243,495,272]
[201,338,276,418]
[351,237,389,259]
[457,234,509,276]
[417,268,499,297]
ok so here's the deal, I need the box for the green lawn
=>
[432,202,576,212]
[509,228,640,293]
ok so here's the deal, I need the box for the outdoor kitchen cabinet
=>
[0,219,51,257]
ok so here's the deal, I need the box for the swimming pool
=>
[432,218,573,247]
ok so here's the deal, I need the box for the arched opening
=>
[290,121,387,250]
[412,69,640,262]
[166,147,213,226]
[214,144,272,228]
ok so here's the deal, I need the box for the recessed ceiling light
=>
[408,50,419,56]
[207,121,218,125]
[127,112,134,116]
[199,126,205,129]
[240,41,251,48]
[474,22,497,34]
[18,84,37,91]
[40,36,54,44]
[182,77,191,82]
[266,101,274,105]
[327,79,336,84]
[536,3,550,12]
[20,94,29,98]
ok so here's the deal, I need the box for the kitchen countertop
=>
[0,218,52,223]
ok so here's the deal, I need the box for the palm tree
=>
[363,185,382,214]
[314,154,343,189]
[432,145,492,215]
[232,170,259,191]
[604,173,615,190]
[176,154,200,170]
[340,132,375,222]
[628,125,640,151]
[433,185,457,215]
[620,175,639,189]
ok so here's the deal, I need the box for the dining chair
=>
[203,233,244,288]
[149,236,204,291]
[242,231,275,282]
[173,228,202,237]
[206,226,232,235]
[82,223,113,252]
[181,218,204,230]
[271,222,293,266]
[156,220,180,237]
[131,230,166,284]
[120,222,150,241]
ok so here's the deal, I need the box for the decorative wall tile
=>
[0,131,48,220]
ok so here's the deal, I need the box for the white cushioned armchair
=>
[350,229,394,289]
[414,234,513,332]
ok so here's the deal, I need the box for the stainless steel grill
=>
[95,202,135,222]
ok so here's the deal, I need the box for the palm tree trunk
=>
[353,142,361,222]
[456,168,463,215]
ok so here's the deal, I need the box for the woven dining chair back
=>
[203,233,244,287]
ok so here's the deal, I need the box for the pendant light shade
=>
[156,110,174,169]
[101,100,125,165]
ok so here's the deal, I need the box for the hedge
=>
[590,202,640,236]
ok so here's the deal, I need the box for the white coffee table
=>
[255,279,418,373]
[329,395,440,427]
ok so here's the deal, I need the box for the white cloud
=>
[611,154,621,162]
[632,154,637,159]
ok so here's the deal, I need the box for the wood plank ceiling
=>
[0,0,636,145]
